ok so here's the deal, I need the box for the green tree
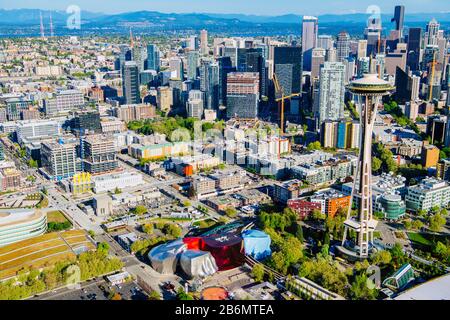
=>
[176,287,194,300]
[295,223,304,243]
[349,274,378,300]
[164,224,182,238]
[372,157,382,172]
[428,213,446,232]
[182,200,191,207]
[251,264,265,283]
[371,250,392,266]
[133,205,147,215]
[298,257,349,296]
[97,242,109,256]
[417,209,427,217]
[412,219,424,231]
[28,159,38,168]
[403,219,412,230]
[307,141,321,151]
[148,290,162,300]
[311,209,325,221]
[142,223,154,235]
[390,243,408,268]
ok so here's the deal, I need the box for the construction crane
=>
[273,73,301,134]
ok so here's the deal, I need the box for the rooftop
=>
[394,273,450,300]
[0,209,45,228]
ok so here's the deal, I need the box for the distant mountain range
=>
[0,9,449,37]
[1,9,450,26]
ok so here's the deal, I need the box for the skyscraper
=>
[357,40,368,59]
[187,51,199,81]
[147,44,160,71]
[189,35,199,51]
[273,46,303,96]
[311,48,326,79]
[132,45,146,72]
[317,35,333,50]
[336,31,350,62]
[237,48,267,97]
[200,29,208,55]
[200,61,220,110]
[169,57,184,80]
[186,90,204,119]
[318,62,346,123]
[118,45,131,71]
[301,16,318,71]
[217,56,235,106]
[226,72,259,119]
[391,5,405,39]
[425,18,440,46]
[340,74,394,259]
[157,86,173,114]
[122,61,140,105]
[407,28,422,71]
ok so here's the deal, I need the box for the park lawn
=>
[151,217,192,224]
[47,210,70,224]
[407,232,433,246]
[193,219,216,228]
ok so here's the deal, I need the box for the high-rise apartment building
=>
[318,62,346,123]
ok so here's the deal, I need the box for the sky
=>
[0,0,449,15]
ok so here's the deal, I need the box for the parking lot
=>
[40,280,148,301]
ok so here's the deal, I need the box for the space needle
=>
[338,73,395,260]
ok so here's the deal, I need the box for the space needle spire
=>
[338,74,395,260]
